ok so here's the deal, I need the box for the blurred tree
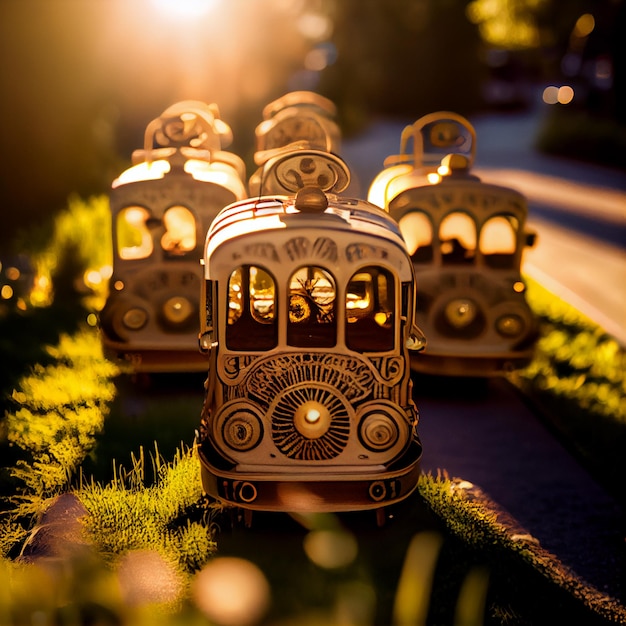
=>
[317,0,487,133]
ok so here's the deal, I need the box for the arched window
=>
[161,205,196,256]
[480,215,518,268]
[226,265,277,350]
[346,266,395,352]
[117,206,153,260]
[288,266,336,347]
[398,211,434,263]
[439,212,476,265]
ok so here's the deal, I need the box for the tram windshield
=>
[346,266,395,352]
[480,214,518,269]
[226,265,277,350]
[288,266,336,348]
[398,211,434,263]
[117,206,153,260]
[439,212,476,265]
[161,205,196,256]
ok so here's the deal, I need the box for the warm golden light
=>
[161,206,196,254]
[305,408,322,423]
[151,0,219,19]
[513,281,525,293]
[1,285,13,299]
[114,161,171,187]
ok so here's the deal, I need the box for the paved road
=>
[415,376,625,602]
[342,107,626,344]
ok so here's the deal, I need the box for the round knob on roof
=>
[294,186,329,213]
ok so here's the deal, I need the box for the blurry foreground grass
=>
[1,195,625,624]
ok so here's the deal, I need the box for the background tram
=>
[100,101,247,372]
[369,112,538,377]
[198,147,425,518]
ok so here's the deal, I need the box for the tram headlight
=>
[357,402,407,453]
[444,298,477,328]
[122,307,148,330]
[496,314,524,337]
[294,401,331,439]
[218,404,264,452]
[162,296,194,325]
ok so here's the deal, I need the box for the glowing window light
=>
[117,206,153,260]
[480,216,517,254]
[398,212,433,257]
[162,205,196,254]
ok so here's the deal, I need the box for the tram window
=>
[346,266,395,352]
[288,266,336,348]
[161,205,196,256]
[398,211,433,263]
[480,215,518,268]
[117,206,153,260]
[226,265,277,350]
[439,212,476,265]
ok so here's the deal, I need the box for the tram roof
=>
[205,194,409,258]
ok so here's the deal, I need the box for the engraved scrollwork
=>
[245,352,374,409]
[345,243,389,263]
[221,354,259,381]
[369,356,404,385]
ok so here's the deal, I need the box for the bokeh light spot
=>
[303,528,358,569]
[192,557,270,626]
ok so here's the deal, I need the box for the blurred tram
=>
[100,101,247,372]
[197,142,426,519]
[369,112,537,376]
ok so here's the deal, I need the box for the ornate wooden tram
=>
[100,101,247,372]
[198,147,426,517]
[369,112,537,376]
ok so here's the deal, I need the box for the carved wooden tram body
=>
[100,101,246,372]
[369,112,537,376]
[198,147,425,515]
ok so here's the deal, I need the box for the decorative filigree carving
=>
[368,356,403,385]
[242,243,279,262]
[284,237,338,262]
[245,353,374,408]
[345,243,389,263]
[270,384,351,460]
